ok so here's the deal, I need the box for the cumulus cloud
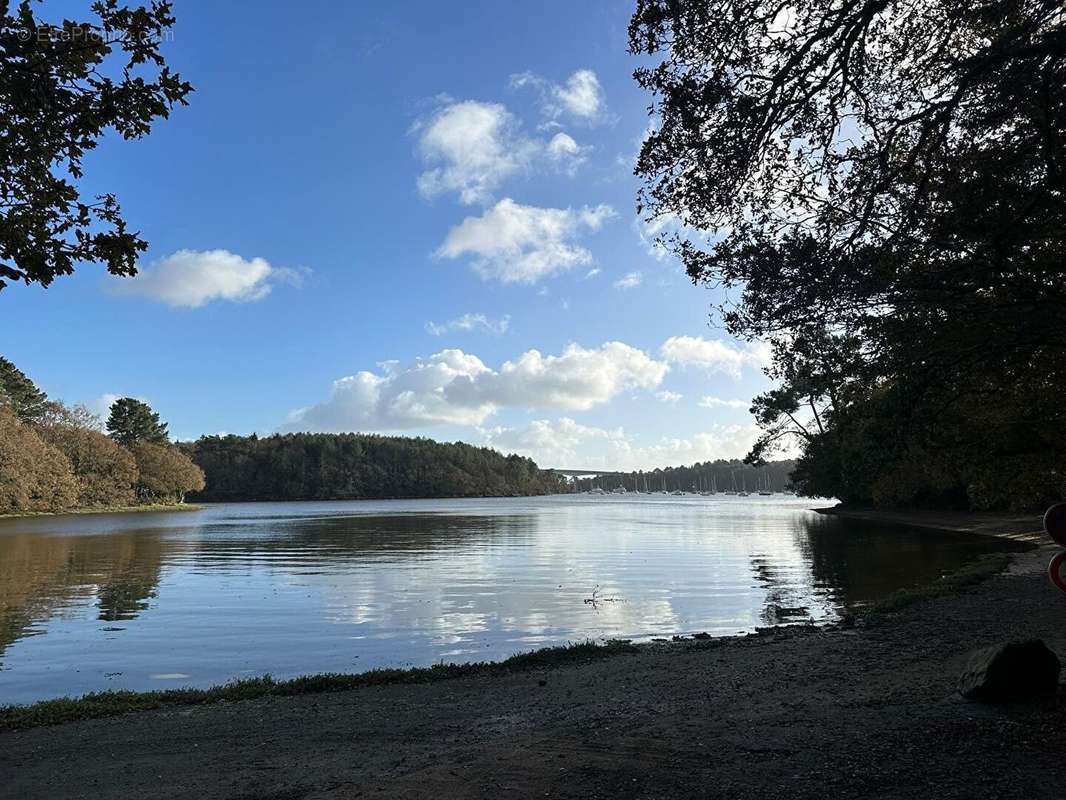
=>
[546,131,591,175]
[511,69,606,123]
[656,390,682,403]
[613,271,643,290]
[425,313,510,337]
[414,100,537,204]
[288,341,668,433]
[116,249,304,308]
[436,198,615,283]
[413,100,593,203]
[660,336,771,378]
[699,396,750,410]
[484,418,762,470]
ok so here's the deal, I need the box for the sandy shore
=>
[2,515,1064,799]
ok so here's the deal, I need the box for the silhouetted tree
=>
[0,0,192,290]
[630,0,1066,510]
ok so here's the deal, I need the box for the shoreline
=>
[815,503,1044,542]
[2,542,1062,799]
[0,503,204,520]
[2,511,1063,798]
[0,531,1043,731]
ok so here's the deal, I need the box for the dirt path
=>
[3,547,1064,800]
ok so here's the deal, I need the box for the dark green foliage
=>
[0,1,192,290]
[181,433,570,502]
[630,0,1066,510]
[106,398,169,446]
[573,459,796,494]
[0,639,636,731]
[0,356,48,422]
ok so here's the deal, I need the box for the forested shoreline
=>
[180,433,569,502]
[0,358,205,515]
[574,460,796,494]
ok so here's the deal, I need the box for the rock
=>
[959,639,1061,702]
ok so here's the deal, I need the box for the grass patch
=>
[0,504,203,520]
[0,639,636,732]
[848,551,1021,624]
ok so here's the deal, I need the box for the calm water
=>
[0,495,1022,703]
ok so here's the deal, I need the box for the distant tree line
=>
[572,460,797,494]
[630,0,1066,511]
[179,433,570,502]
[0,357,204,514]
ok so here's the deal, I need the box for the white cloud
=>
[414,100,537,204]
[660,336,771,378]
[546,132,591,175]
[655,390,682,403]
[699,396,750,410]
[613,271,643,290]
[436,198,615,283]
[425,313,510,337]
[485,418,762,470]
[118,249,304,308]
[90,393,122,420]
[288,341,668,433]
[555,69,604,119]
[584,268,601,279]
[512,69,606,123]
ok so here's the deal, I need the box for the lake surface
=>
[0,495,1023,703]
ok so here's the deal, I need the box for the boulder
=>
[959,639,1061,702]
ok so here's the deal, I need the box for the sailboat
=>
[758,472,772,496]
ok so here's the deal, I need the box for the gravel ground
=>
[2,547,1064,800]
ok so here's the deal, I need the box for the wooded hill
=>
[180,433,570,502]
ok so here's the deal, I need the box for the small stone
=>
[959,639,1061,702]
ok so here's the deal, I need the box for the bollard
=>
[1045,503,1066,593]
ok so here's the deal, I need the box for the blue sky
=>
[4,0,774,469]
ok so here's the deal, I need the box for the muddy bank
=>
[2,544,1064,799]
[0,504,204,520]
[816,504,1044,541]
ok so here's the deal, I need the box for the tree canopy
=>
[181,433,569,502]
[630,0,1066,510]
[0,356,202,513]
[0,356,48,422]
[0,0,192,290]
[106,397,169,446]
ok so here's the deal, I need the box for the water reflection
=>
[0,497,1023,703]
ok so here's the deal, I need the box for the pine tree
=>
[106,398,170,447]
[0,357,48,423]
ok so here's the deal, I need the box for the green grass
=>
[0,503,203,519]
[0,639,636,732]
[847,551,1022,624]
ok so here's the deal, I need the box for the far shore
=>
[0,503,204,520]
